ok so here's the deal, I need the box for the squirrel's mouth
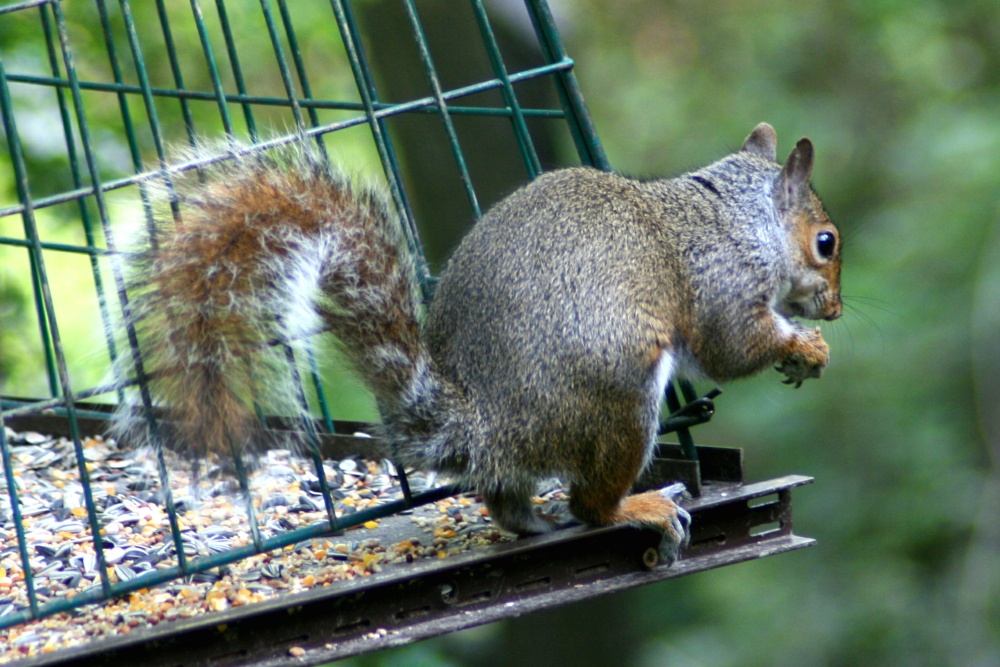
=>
[787,291,843,322]
[780,295,831,322]
[783,302,806,318]
[778,299,808,320]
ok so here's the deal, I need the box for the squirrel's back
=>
[428,167,677,421]
[426,151,791,409]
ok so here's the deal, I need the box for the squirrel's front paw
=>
[776,326,829,388]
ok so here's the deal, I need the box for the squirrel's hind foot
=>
[628,484,691,566]
[482,488,556,536]
[570,481,691,566]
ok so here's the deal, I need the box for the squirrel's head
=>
[743,123,843,322]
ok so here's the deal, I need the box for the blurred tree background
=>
[1,1,998,666]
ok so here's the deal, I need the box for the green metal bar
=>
[1,56,575,221]
[0,0,48,16]
[190,0,235,135]
[275,0,330,163]
[282,345,341,530]
[1,398,118,421]
[47,0,133,599]
[328,0,431,297]
[0,360,177,423]
[69,3,168,530]
[1,380,145,418]
[522,0,609,170]
[96,1,157,210]
[84,1,161,416]
[307,346,336,434]
[213,0,257,137]
[674,377,703,460]
[236,454,266,552]
[0,335,336,423]
[39,2,121,403]
[0,72,563,220]
[225,4,332,491]
[269,0,310,128]
[155,0,199,145]
[4,70,568,118]
[259,0,349,479]
[115,2,198,572]
[326,0,432,505]
[665,382,698,461]
[7,11,61,397]
[0,36,111,602]
[470,0,541,177]
[270,0,336,436]
[257,0,332,426]
[117,0,184,222]
[58,0,191,592]
[0,410,39,616]
[0,236,113,254]
[0,107,553,221]
[19,228,59,396]
[402,0,481,219]
[330,0,438,505]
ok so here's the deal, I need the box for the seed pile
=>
[0,426,565,662]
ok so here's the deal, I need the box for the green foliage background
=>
[0,1,997,666]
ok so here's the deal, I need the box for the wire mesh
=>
[0,0,701,630]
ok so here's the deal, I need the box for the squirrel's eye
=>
[816,231,836,260]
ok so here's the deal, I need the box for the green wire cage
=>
[0,1,811,662]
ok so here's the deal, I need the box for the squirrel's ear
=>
[776,138,814,211]
[741,123,778,161]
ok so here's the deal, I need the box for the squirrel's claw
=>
[658,483,692,565]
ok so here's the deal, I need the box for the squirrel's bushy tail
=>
[110,144,465,468]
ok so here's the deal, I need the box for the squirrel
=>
[110,122,842,564]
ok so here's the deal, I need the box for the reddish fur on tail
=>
[109,144,438,463]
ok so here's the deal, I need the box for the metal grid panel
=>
[0,0,705,630]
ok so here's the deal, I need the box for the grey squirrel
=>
[110,123,842,564]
